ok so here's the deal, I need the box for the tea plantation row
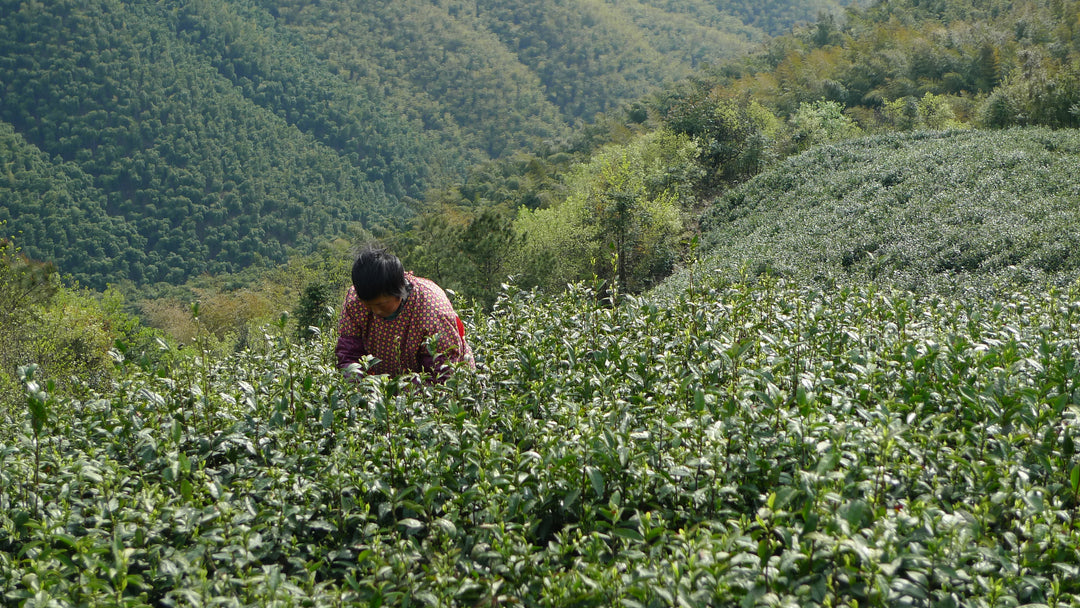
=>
[3,276,1080,606]
[687,128,1080,295]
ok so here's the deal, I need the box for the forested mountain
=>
[1,0,403,286]
[0,0,863,290]
[388,0,1080,309]
[264,0,755,131]
[9,0,1077,297]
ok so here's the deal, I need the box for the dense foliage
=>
[1,0,858,290]
[8,0,1080,297]
[0,0,399,287]
[6,1,1080,604]
[4,273,1080,606]
[0,230,157,414]
[724,0,1080,126]
[262,0,862,128]
[391,0,1080,308]
[720,0,861,37]
[509,130,701,295]
[674,127,1080,295]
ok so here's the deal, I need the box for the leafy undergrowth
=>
[4,276,1080,607]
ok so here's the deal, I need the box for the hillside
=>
[659,127,1080,296]
[0,0,869,290]
[7,1,1080,602]
[0,0,402,286]
[378,0,1080,310]
[6,0,1080,296]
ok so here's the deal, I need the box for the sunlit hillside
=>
[659,127,1080,297]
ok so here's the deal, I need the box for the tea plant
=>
[2,274,1080,606]
[680,127,1080,296]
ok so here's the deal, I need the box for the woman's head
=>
[351,246,408,302]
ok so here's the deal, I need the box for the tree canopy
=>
[3,0,842,290]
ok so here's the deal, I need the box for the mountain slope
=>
[245,0,769,154]
[671,128,1080,295]
[0,0,399,286]
[0,123,147,284]
[1,0,864,289]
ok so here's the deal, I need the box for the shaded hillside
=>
[0,0,399,287]
[716,0,865,36]
[0,124,147,285]
[673,128,1080,294]
[265,0,759,130]
[0,0,868,290]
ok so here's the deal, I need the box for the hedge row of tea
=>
[3,276,1080,606]
[686,127,1080,295]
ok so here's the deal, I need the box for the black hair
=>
[351,245,408,301]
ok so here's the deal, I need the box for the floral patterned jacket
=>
[335,273,473,381]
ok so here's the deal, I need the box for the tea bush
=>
[3,274,1080,606]
[684,127,1080,297]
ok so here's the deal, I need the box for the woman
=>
[335,246,473,381]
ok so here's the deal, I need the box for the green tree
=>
[0,232,149,409]
[661,89,780,185]
[977,86,1021,127]
[881,96,921,130]
[0,237,59,406]
[973,42,1003,92]
[789,99,862,150]
[916,92,963,129]
[293,282,335,342]
[511,131,692,293]
[977,53,1080,128]
[881,93,964,131]
[459,209,520,308]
